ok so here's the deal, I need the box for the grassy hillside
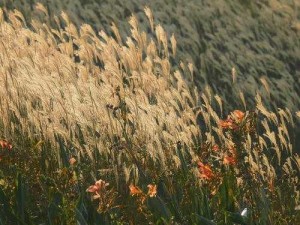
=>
[0,1,299,224]
[0,0,299,112]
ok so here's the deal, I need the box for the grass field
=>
[0,1,299,224]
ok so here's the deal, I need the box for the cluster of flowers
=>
[86,179,157,211]
[87,180,156,197]
[129,183,157,203]
[86,110,246,211]
[197,110,246,180]
[219,110,245,130]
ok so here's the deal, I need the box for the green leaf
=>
[76,195,89,225]
[195,215,217,225]
[75,208,89,225]
[147,196,172,221]
[0,186,25,225]
[47,189,64,225]
[16,173,25,222]
[227,211,248,225]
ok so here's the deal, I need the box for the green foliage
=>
[0,124,299,224]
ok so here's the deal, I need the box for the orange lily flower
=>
[0,140,12,150]
[129,184,143,196]
[223,155,237,165]
[232,110,245,122]
[212,144,219,152]
[219,117,237,130]
[147,184,157,197]
[198,161,214,180]
[86,179,109,193]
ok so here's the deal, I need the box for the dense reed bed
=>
[1,0,299,114]
[0,3,299,225]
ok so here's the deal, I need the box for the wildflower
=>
[129,184,147,205]
[147,184,157,197]
[223,146,237,165]
[223,155,237,165]
[86,179,109,193]
[129,184,143,196]
[219,118,233,128]
[212,144,219,152]
[198,161,214,180]
[0,140,12,150]
[232,110,245,122]
[69,157,76,165]
[219,117,237,130]
[220,110,245,130]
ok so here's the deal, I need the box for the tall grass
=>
[0,4,298,225]
[1,0,299,115]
